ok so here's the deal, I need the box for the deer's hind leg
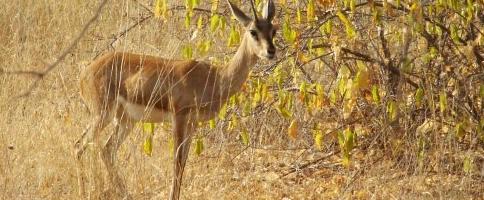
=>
[100,109,134,200]
[75,113,111,198]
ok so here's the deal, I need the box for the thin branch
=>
[2,0,109,98]
[280,151,338,178]
[96,14,153,58]
[131,0,155,15]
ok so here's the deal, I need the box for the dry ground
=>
[0,1,482,199]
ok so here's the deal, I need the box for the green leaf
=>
[218,104,227,120]
[336,11,356,39]
[350,0,356,13]
[387,100,398,121]
[184,11,192,28]
[455,122,465,138]
[439,91,447,114]
[143,123,155,134]
[227,25,240,47]
[344,128,355,151]
[314,130,323,150]
[195,137,204,156]
[208,119,216,129]
[154,0,167,19]
[228,114,238,131]
[240,130,250,146]
[243,100,251,116]
[354,61,370,90]
[276,106,292,119]
[320,20,332,35]
[197,16,203,30]
[143,134,153,156]
[463,156,473,174]
[282,18,297,43]
[210,14,220,32]
[185,0,197,11]
[307,0,315,21]
[342,151,350,167]
[329,89,337,105]
[371,85,380,104]
[337,131,345,150]
[415,87,424,107]
[182,45,193,59]
[197,40,211,55]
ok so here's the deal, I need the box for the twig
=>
[131,0,155,15]
[2,0,109,98]
[280,151,338,178]
[98,14,153,57]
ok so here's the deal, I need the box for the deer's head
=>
[228,0,278,60]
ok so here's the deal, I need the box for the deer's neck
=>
[219,36,258,97]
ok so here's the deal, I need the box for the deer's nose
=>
[267,48,276,58]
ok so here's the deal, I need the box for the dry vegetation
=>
[0,0,483,199]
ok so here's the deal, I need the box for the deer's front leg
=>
[170,113,196,200]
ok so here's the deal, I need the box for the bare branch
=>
[1,0,109,98]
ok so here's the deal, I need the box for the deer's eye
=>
[250,30,258,40]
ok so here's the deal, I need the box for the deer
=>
[74,0,277,199]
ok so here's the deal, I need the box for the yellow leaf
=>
[299,82,307,103]
[288,120,298,140]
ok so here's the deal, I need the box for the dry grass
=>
[0,0,482,199]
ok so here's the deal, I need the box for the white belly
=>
[117,96,172,122]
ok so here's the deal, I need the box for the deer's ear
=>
[262,0,275,22]
[227,1,252,27]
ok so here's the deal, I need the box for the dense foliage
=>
[149,0,482,175]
